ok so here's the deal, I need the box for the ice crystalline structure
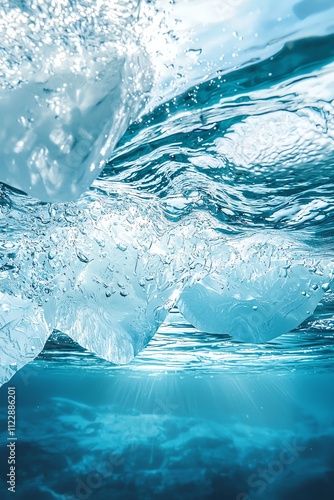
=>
[0,0,151,201]
[178,234,333,343]
[0,293,49,386]
[54,209,186,364]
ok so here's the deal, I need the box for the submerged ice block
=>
[55,211,185,364]
[52,208,212,364]
[178,234,332,343]
[0,293,50,386]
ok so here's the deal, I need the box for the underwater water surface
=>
[0,0,334,498]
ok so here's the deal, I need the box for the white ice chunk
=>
[55,213,184,364]
[178,234,332,343]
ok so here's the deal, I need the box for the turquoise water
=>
[1,308,334,499]
[1,322,334,499]
[1,0,334,498]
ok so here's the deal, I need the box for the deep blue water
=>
[1,0,334,499]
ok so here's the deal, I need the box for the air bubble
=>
[117,243,127,252]
[76,251,89,263]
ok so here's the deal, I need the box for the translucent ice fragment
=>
[0,293,50,386]
[0,0,150,201]
[178,234,331,343]
[56,213,183,363]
